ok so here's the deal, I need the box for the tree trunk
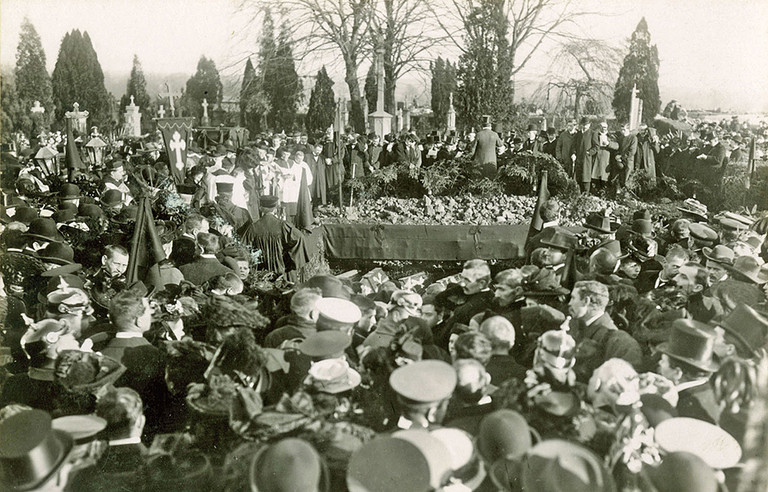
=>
[344,57,366,133]
[384,66,396,115]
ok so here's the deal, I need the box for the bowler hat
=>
[299,331,352,359]
[701,244,735,265]
[259,195,279,209]
[390,360,456,403]
[110,205,138,225]
[630,218,654,237]
[11,207,38,225]
[21,218,60,242]
[579,116,590,125]
[521,439,615,492]
[101,189,123,207]
[52,208,77,224]
[540,230,578,251]
[647,452,718,492]
[301,274,349,299]
[521,267,569,297]
[78,203,105,220]
[37,242,76,265]
[250,438,330,492]
[718,303,768,357]
[477,410,533,463]
[347,435,447,492]
[58,183,82,200]
[584,211,618,234]
[657,319,719,373]
[0,410,74,491]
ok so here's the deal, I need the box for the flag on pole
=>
[125,195,166,284]
[525,169,549,249]
[156,117,195,185]
[294,168,314,231]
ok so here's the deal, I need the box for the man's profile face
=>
[673,265,701,294]
[663,256,685,279]
[568,290,590,319]
[493,284,518,307]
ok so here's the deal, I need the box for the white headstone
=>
[157,105,166,118]
[65,102,89,134]
[124,95,142,137]
[201,98,210,126]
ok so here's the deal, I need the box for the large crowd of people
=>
[0,114,767,492]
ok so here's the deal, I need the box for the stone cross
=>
[158,105,166,118]
[169,131,186,170]
[160,83,181,117]
[129,95,135,106]
[73,102,80,112]
[31,101,45,114]
[202,99,209,119]
[65,102,89,134]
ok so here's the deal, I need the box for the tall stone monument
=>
[368,47,392,138]
[201,98,210,126]
[629,84,644,130]
[65,102,89,134]
[124,95,142,137]
[447,93,456,131]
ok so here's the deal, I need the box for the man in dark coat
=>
[635,124,660,184]
[169,213,209,267]
[573,117,597,193]
[657,319,721,424]
[521,124,543,154]
[208,181,251,232]
[568,281,642,382]
[614,123,638,189]
[305,141,327,205]
[696,134,727,169]
[263,287,321,348]
[101,292,168,432]
[178,232,235,285]
[472,116,503,176]
[239,195,305,277]
[555,119,578,176]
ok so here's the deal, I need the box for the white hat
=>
[316,298,361,331]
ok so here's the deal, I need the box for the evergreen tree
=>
[51,29,111,126]
[263,21,303,131]
[1,74,24,142]
[120,55,151,114]
[612,18,660,124]
[256,9,277,131]
[364,62,377,113]
[456,1,515,127]
[184,56,224,119]
[306,66,335,135]
[14,17,53,133]
[431,57,457,130]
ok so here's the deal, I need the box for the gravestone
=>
[368,47,392,138]
[124,95,142,137]
[447,93,456,131]
[65,102,89,134]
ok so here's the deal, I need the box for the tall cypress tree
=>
[431,58,457,130]
[306,66,335,135]
[15,17,53,133]
[240,57,269,134]
[264,21,302,131]
[184,56,224,119]
[120,55,151,113]
[456,2,515,127]
[51,29,111,126]
[1,74,24,142]
[612,18,660,124]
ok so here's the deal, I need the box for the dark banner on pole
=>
[156,117,195,184]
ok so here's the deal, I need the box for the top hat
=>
[0,410,74,491]
[630,218,654,237]
[216,181,234,194]
[717,303,768,357]
[657,319,719,373]
[584,211,618,234]
[58,183,82,200]
[579,116,590,125]
[701,244,735,265]
[21,218,60,243]
[390,360,456,404]
[526,124,538,132]
[481,115,492,127]
[540,230,579,251]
